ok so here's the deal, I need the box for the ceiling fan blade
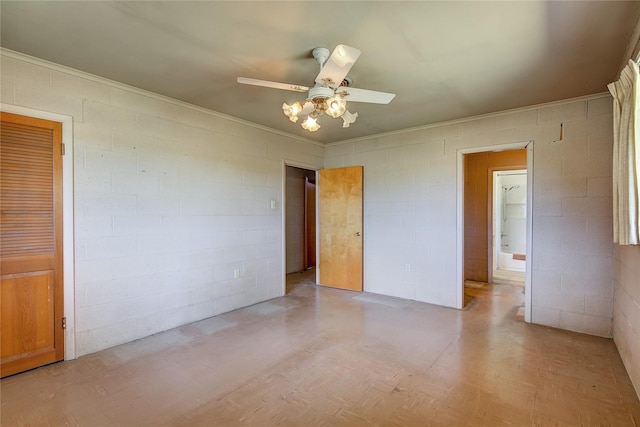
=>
[336,87,396,104]
[315,45,361,88]
[237,77,309,92]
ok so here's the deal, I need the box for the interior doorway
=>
[456,142,533,322]
[463,149,527,284]
[284,165,316,293]
[492,170,527,284]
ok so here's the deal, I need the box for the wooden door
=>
[1,112,64,377]
[318,166,363,291]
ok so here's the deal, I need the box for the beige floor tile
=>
[1,269,638,426]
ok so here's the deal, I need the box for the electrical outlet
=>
[270,200,276,210]
[405,264,411,272]
[234,268,240,279]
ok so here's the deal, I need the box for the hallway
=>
[2,270,639,426]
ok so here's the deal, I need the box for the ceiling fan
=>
[237,44,395,132]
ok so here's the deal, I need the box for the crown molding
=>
[0,48,323,148]
[1,48,612,149]
[327,92,611,147]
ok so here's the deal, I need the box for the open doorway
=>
[457,143,533,322]
[492,170,527,284]
[285,165,316,294]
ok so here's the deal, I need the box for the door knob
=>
[355,232,361,236]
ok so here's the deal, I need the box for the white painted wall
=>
[325,95,615,337]
[1,51,323,356]
[614,245,640,396]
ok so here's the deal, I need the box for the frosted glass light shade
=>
[282,102,303,122]
[342,110,358,128]
[301,115,321,132]
[325,95,347,118]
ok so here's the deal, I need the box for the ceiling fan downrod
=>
[312,47,330,70]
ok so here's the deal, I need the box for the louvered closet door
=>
[1,112,64,377]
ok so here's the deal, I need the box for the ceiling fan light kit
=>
[238,44,395,132]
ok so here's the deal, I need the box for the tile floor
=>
[2,270,639,426]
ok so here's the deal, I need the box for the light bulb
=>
[282,102,303,122]
[301,115,321,132]
[325,95,346,118]
[290,102,302,115]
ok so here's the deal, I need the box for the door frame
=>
[281,160,320,295]
[456,141,534,322]
[488,167,527,283]
[1,104,76,361]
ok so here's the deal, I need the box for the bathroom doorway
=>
[492,170,527,284]
[458,142,532,322]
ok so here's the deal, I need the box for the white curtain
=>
[608,60,640,245]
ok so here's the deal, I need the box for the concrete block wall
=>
[1,51,323,356]
[325,95,615,337]
[1,48,617,352]
[614,245,640,396]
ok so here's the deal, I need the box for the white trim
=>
[0,48,322,148]
[0,103,76,360]
[456,141,533,319]
[327,92,611,147]
[491,169,527,275]
[456,149,465,309]
[525,143,534,323]
[281,160,320,295]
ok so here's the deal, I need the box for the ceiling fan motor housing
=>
[308,86,334,100]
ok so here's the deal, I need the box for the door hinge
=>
[61,143,66,155]
[62,317,67,330]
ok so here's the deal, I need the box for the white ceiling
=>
[1,1,639,144]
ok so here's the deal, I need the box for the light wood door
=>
[318,166,363,291]
[1,112,64,377]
